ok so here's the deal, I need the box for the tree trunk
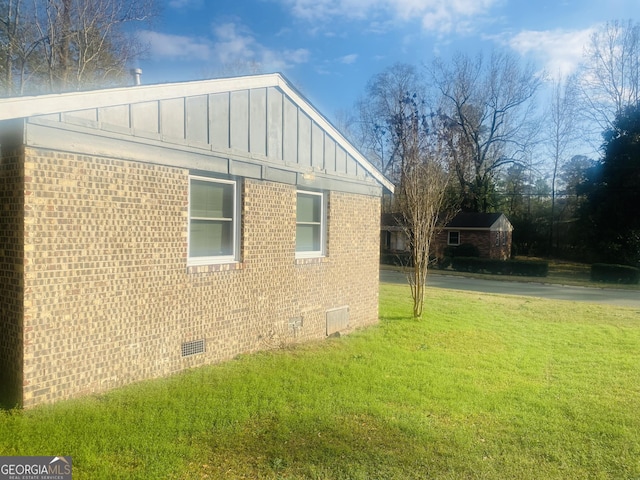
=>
[58,0,72,88]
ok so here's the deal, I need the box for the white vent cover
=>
[326,306,349,336]
[181,339,205,357]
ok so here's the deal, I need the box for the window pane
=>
[191,180,233,219]
[297,193,320,223]
[296,191,324,255]
[190,220,233,257]
[296,224,321,251]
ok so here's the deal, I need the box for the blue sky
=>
[137,0,638,121]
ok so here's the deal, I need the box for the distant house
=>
[380,213,409,253]
[434,212,513,260]
[0,73,393,407]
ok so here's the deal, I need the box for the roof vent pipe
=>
[131,68,142,86]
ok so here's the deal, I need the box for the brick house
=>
[0,73,393,408]
[434,212,513,260]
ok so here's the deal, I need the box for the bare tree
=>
[578,20,640,133]
[0,0,44,94]
[546,74,580,252]
[427,51,542,212]
[0,0,157,94]
[354,63,425,183]
[0,0,19,92]
[391,94,452,318]
[352,65,457,316]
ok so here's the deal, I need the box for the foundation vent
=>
[326,306,349,336]
[181,339,205,357]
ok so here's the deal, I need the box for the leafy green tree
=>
[561,155,597,198]
[581,102,640,265]
[497,165,552,256]
[553,155,598,260]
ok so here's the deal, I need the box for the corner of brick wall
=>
[0,147,25,408]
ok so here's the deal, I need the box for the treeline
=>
[343,20,640,267]
[0,0,157,95]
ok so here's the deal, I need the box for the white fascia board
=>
[275,78,395,193]
[0,74,283,121]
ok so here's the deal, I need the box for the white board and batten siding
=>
[1,74,392,195]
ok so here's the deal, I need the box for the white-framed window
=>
[296,190,326,258]
[448,231,460,246]
[188,176,240,265]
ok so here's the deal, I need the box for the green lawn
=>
[1,284,639,479]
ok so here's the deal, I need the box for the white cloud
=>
[138,30,212,60]
[506,28,595,79]
[279,0,501,34]
[418,0,499,34]
[283,0,342,21]
[168,0,202,8]
[211,21,310,72]
[286,48,311,64]
[213,23,255,64]
[339,54,358,64]
[139,21,309,74]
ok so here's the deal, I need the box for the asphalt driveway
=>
[380,269,640,308]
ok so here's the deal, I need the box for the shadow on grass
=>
[194,413,436,479]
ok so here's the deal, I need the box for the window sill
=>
[187,262,244,274]
[295,256,328,266]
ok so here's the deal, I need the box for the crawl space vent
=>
[181,339,205,357]
[326,306,349,336]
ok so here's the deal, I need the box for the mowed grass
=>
[1,284,640,479]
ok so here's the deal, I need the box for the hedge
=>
[445,243,480,258]
[380,252,413,267]
[451,257,548,277]
[591,263,640,284]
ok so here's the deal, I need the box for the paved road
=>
[380,269,640,308]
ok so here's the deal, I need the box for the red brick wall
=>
[20,148,381,406]
[434,229,511,260]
